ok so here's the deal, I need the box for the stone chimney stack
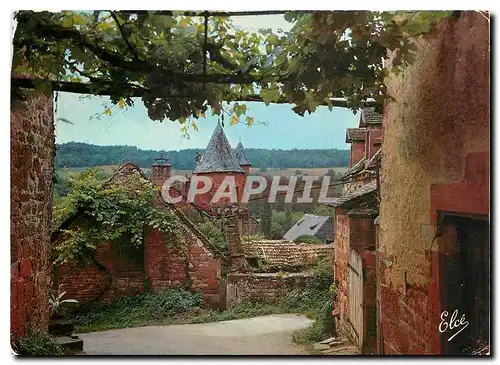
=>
[151,154,171,188]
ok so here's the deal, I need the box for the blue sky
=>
[54,92,359,151]
[53,14,359,151]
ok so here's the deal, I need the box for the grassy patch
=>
[66,288,205,332]
[13,331,67,356]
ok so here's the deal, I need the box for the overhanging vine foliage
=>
[53,168,183,265]
[13,10,453,122]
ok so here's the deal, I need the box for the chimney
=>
[151,154,171,188]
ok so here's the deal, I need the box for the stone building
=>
[377,11,490,355]
[53,163,224,308]
[153,122,259,236]
[328,106,382,354]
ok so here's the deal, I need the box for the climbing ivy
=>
[53,168,183,265]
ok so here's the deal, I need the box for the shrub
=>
[13,331,66,356]
[197,221,228,254]
[66,288,205,332]
[293,235,324,244]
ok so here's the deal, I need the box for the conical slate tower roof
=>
[234,142,252,166]
[193,123,244,173]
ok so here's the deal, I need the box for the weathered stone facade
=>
[226,272,314,308]
[11,91,54,340]
[378,11,490,354]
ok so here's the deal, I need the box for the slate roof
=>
[346,128,366,143]
[234,142,252,166]
[326,180,378,208]
[283,214,334,242]
[243,240,333,272]
[193,122,244,174]
[359,107,383,127]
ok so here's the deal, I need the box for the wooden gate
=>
[348,249,364,350]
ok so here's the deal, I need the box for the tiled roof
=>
[326,180,377,208]
[359,107,383,127]
[283,214,333,242]
[193,122,244,174]
[346,128,366,143]
[234,141,252,166]
[243,240,334,272]
[340,157,366,181]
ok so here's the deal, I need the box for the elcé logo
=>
[439,309,469,342]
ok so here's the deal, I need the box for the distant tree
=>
[260,200,272,238]
[313,205,336,218]
[55,143,351,170]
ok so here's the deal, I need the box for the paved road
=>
[79,314,313,355]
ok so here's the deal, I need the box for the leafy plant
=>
[49,284,79,316]
[53,168,183,265]
[293,235,324,244]
[13,10,453,123]
[196,221,228,254]
[66,288,205,332]
[13,331,67,355]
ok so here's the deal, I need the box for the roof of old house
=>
[340,157,367,181]
[193,122,244,174]
[234,141,252,166]
[53,162,225,259]
[243,240,333,272]
[346,128,366,143]
[283,214,333,242]
[359,107,383,127]
[365,148,381,170]
[326,180,378,208]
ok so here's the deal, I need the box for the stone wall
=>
[350,141,365,167]
[226,272,314,308]
[11,91,54,340]
[333,208,349,324]
[55,225,222,308]
[378,11,490,354]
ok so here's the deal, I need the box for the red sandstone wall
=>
[379,12,490,354]
[191,172,245,207]
[11,92,54,340]
[56,226,222,308]
[333,208,349,323]
[366,129,382,162]
[350,141,365,167]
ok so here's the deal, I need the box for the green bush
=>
[293,235,324,244]
[189,300,278,324]
[281,257,335,345]
[66,288,205,332]
[13,331,66,356]
[197,221,228,254]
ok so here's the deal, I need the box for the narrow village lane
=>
[79,314,312,355]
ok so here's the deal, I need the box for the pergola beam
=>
[11,77,377,109]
